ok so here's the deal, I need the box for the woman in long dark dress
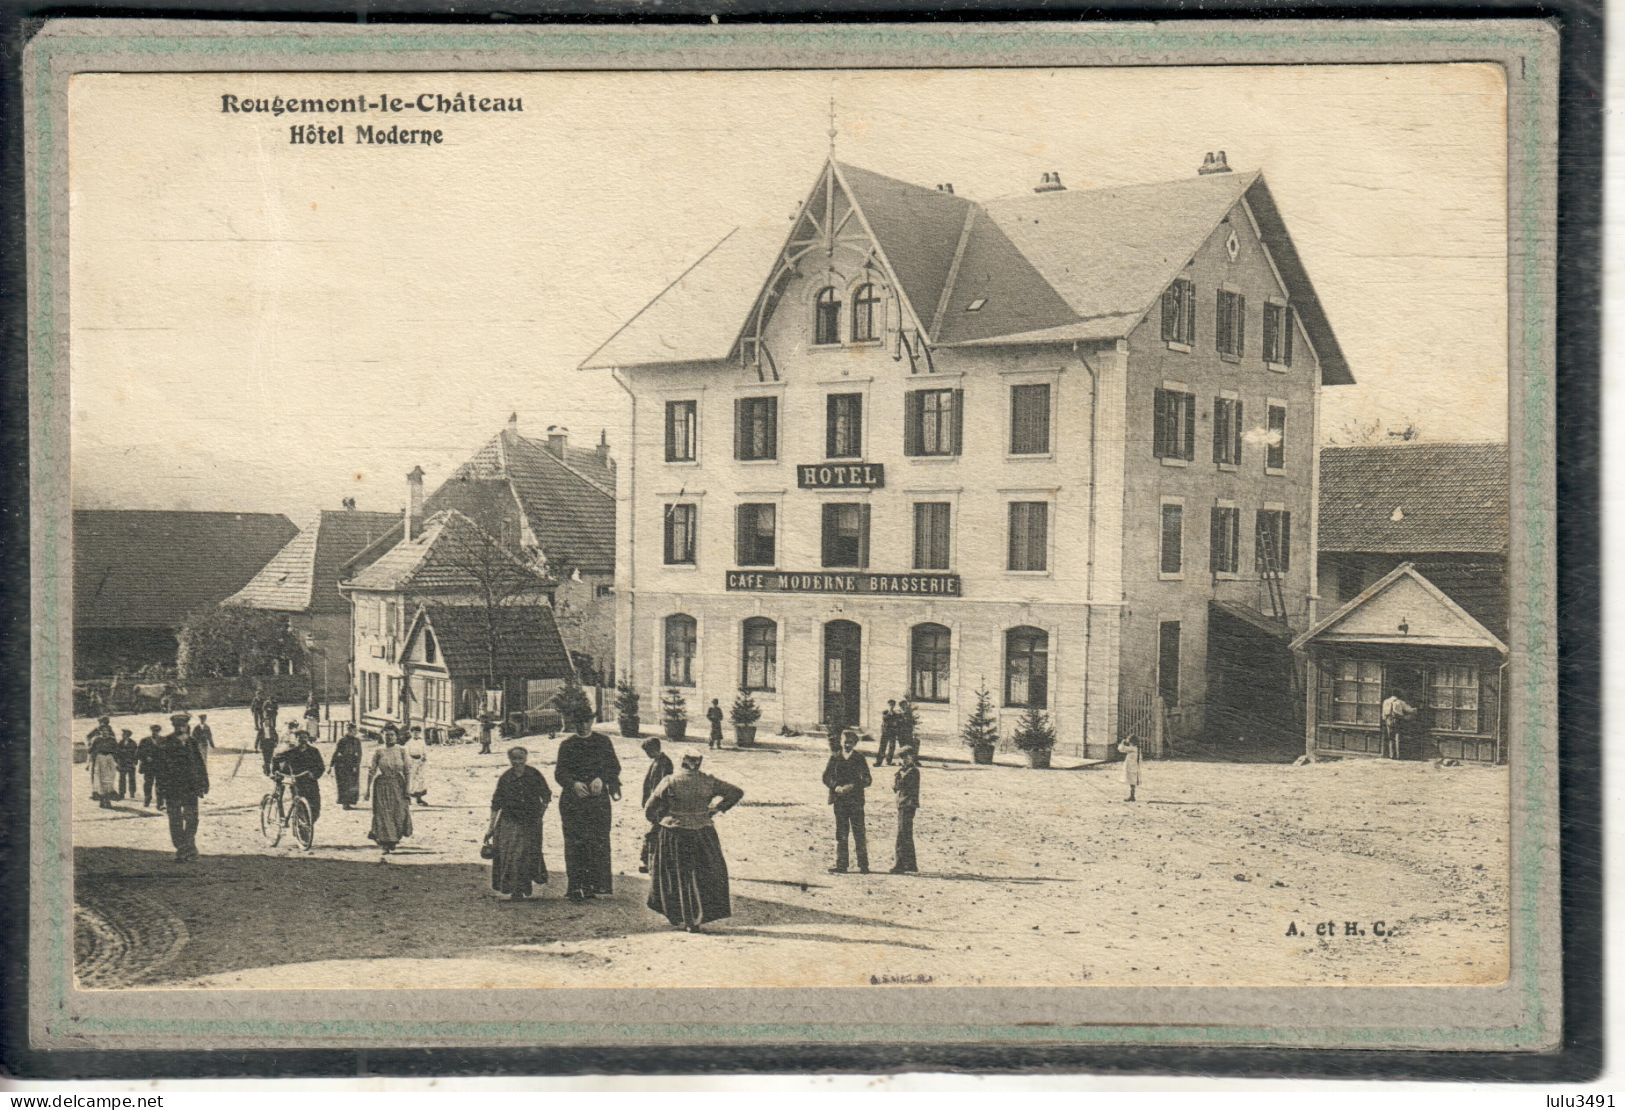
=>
[364,729,413,856]
[331,726,363,809]
[644,754,744,932]
[485,746,552,900]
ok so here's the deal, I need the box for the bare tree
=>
[437,515,552,693]
[1327,415,1424,446]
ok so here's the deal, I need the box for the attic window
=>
[965,298,987,313]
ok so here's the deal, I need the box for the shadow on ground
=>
[75,846,915,987]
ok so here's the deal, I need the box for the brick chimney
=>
[405,466,425,541]
[341,497,357,511]
[1033,171,1065,193]
[546,425,569,458]
[595,428,612,468]
[935,183,954,194]
[1199,150,1232,175]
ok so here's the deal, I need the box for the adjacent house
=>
[338,498,557,734]
[73,509,298,677]
[1317,442,1509,639]
[581,152,1352,758]
[341,415,617,683]
[222,501,400,693]
[399,601,576,738]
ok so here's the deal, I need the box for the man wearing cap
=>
[192,713,215,750]
[138,724,165,809]
[273,730,326,844]
[822,728,873,874]
[154,712,209,862]
[114,728,140,801]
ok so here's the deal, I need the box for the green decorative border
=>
[29,20,1557,1051]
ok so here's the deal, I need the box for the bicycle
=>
[259,771,315,850]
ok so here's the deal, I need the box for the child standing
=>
[1117,735,1142,802]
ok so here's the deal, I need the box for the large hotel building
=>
[582,153,1351,758]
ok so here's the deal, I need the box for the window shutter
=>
[826,395,837,458]
[663,509,674,564]
[1209,508,1222,573]
[735,505,747,565]
[1182,393,1196,460]
[1263,305,1277,361]
[1280,513,1291,572]
[821,503,837,567]
[1233,400,1244,464]
[1283,307,1294,366]
[951,389,965,455]
[1185,285,1197,344]
[765,398,778,459]
[859,504,872,569]
[904,392,921,456]
[1211,399,1224,463]
[733,399,743,460]
[1152,389,1168,457]
[1161,289,1176,340]
[852,394,863,455]
[1236,295,1246,355]
[1216,291,1228,350]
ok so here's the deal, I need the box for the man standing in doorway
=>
[823,728,872,874]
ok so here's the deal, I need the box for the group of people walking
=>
[85,711,210,861]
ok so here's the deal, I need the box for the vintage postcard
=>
[24,19,1560,1056]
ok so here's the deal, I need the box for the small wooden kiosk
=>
[1291,563,1508,763]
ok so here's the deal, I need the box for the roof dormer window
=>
[814,287,842,346]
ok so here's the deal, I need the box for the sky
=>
[68,64,1508,517]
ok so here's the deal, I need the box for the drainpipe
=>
[1075,343,1101,756]
[610,368,637,695]
[1495,656,1510,764]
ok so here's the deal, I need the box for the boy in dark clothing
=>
[874,700,899,766]
[890,747,920,873]
[138,724,164,808]
[821,729,872,873]
[638,736,674,873]
[115,729,140,800]
[706,699,725,749]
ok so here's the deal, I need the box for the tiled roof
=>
[580,159,1351,385]
[1318,443,1509,555]
[74,510,298,629]
[227,510,399,614]
[406,601,575,681]
[342,510,553,594]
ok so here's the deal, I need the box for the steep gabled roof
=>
[341,510,553,594]
[1319,443,1509,555]
[403,601,575,682]
[579,158,1353,385]
[75,510,298,630]
[227,510,399,614]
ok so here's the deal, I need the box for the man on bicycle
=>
[272,730,327,832]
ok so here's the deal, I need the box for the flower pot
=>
[733,724,757,746]
[663,719,688,743]
[1024,747,1052,769]
[618,716,641,739]
[972,744,995,765]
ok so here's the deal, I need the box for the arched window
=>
[1004,626,1049,708]
[814,287,842,346]
[741,617,778,692]
[423,629,437,666]
[664,614,697,687]
[851,282,880,342]
[910,623,952,703]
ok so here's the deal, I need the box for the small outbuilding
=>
[1290,562,1508,763]
[398,601,577,740]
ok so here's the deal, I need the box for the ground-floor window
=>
[1004,626,1048,708]
[1428,664,1481,733]
[1322,657,1381,724]
[910,623,951,702]
[664,613,697,687]
[741,617,777,691]
[422,677,452,723]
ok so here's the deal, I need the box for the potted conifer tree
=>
[555,678,595,732]
[730,688,762,746]
[962,684,999,765]
[1011,703,1057,769]
[661,687,689,743]
[614,675,641,738]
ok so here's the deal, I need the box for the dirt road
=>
[72,706,1508,990]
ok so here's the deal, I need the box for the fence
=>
[1119,688,1168,759]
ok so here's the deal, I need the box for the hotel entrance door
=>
[822,620,861,734]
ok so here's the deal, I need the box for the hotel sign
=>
[725,569,962,597]
[796,462,885,490]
